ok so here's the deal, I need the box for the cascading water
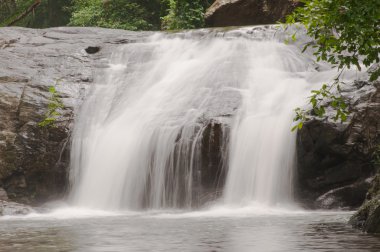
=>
[69,27,334,210]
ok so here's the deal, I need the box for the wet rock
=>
[0,27,151,205]
[350,175,380,233]
[205,0,300,27]
[196,121,229,205]
[315,179,371,209]
[0,188,8,201]
[296,81,380,209]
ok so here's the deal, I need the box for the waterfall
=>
[69,27,328,210]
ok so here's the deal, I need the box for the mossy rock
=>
[350,198,380,231]
[350,173,380,233]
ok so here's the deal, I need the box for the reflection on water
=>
[1,211,380,252]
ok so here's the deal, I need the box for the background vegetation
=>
[0,0,214,30]
[0,0,71,27]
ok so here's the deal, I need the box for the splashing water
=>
[69,27,336,211]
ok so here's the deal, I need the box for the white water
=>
[69,27,335,211]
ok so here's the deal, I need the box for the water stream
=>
[1,209,380,252]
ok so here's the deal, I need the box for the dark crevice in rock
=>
[85,46,100,54]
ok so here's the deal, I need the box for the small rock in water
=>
[0,200,34,216]
[0,188,8,201]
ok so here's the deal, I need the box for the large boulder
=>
[205,0,299,27]
[0,27,150,205]
[296,81,380,209]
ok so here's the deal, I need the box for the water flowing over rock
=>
[1,26,374,214]
[205,0,299,27]
[0,27,150,205]
[68,27,346,210]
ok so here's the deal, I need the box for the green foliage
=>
[69,0,211,31]
[161,0,206,30]
[287,0,380,80]
[70,0,158,31]
[0,0,71,28]
[38,85,64,128]
[287,0,380,130]
[1,0,212,30]
[0,0,36,26]
[292,79,349,131]
[69,0,156,30]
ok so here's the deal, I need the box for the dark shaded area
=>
[197,121,229,205]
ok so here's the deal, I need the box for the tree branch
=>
[7,0,41,26]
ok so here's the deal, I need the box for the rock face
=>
[296,81,380,209]
[205,0,299,27]
[0,27,150,205]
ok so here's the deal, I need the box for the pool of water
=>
[1,207,380,252]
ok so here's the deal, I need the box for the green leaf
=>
[291,33,297,42]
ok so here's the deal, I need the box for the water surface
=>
[1,208,380,252]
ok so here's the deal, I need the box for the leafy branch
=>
[292,77,349,131]
[38,84,64,128]
[0,0,41,27]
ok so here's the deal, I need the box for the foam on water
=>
[0,204,353,221]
